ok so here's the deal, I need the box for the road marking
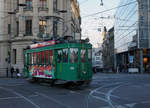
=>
[125,103,136,107]
[0,87,41,108]
[0,96,21,100]
[106,85,122,108]
[35,92,70,108]
[95,91,121,99]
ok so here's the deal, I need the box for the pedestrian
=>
[16,68,20,78]
[6,67,8,77]
[11,66,14,78]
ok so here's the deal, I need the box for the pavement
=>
[0,73,150,108]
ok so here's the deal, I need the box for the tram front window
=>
[63,49,68,63]
[88,49,92,61]
[58,50,62,63]
[81,49,86,62]
[70,48,78,63]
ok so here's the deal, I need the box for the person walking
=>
[16,68,20,78]
[11,67,14,78]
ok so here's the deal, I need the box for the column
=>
[19,0,25,37]
[32,0,39,37]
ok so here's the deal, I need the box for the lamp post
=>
[100,0,104,6]
[44,10,67,39]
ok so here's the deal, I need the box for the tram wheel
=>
[85,80,91,86]
[76,81,84,86]
[50,80,56,87]
[29,77,38,83]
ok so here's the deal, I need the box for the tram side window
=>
[49,50,53,65]
[31,53,33,65]
[33,52,36,64]
[24,54,27,65]
[57,50,62,63]
[88,49,92,61]
[27,53,30,65]
[41,51,45,65]
[63,49,68,63]
[37,52,41,64]
[70,48,78,63]
[81,49,86,62]
[45,50,49,65]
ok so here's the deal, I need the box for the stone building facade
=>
[0,0,81,76]
[102,27,114,72]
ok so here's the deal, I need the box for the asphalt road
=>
[0,73,150,108]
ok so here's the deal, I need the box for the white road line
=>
[13,92,41,108]
[35,92,70,108]
[106,85,122,108]
[95,91,121,99]
[0,87,41,108]
[125,103,136,108]
[0,96,21,100]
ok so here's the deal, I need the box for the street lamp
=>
[100,0,104,6]
[44,10,67,39]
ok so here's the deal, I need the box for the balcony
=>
[37,33,51,39]
[24,7,33,11]
[38,7,49,11]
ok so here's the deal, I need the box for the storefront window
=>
[58,50,62,63]
[81,49,86,62]
[70,48,78,63]
[63,49,68,63]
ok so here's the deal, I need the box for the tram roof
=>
[25,42,92,53]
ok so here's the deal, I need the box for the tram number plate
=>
[70,67,75,70]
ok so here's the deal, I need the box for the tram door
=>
[80,49,88,79]
[56,49,63,79]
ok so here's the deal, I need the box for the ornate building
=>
[0,0,81,76]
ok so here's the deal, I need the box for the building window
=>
[16,21,19,36]
[39,20,47,34]
[53,0,57,12]
[40,0,47,9]
[12,49,16,64]
[25,20,32,35]
[17,0,19,10]
[8,24,11,35]
[53,20,57,37]
[25,0,32,10]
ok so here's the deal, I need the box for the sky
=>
[78,0,120,47]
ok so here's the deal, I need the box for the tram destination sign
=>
[30,40,56,49]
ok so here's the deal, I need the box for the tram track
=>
[87,82,125,108]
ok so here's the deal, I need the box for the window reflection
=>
[58,50,62,63]
[63,49,68,63]
[88,49,92,61]
[49,50,53,65]
[70,48,78,63]
[81,49,86,62]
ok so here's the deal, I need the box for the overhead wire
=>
[82,0,137,18]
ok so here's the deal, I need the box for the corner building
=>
[0,0,81,76]
[114,0,150,73]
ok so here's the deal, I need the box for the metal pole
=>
[140,49,143,73]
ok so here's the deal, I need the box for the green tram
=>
[24,40,93,85]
